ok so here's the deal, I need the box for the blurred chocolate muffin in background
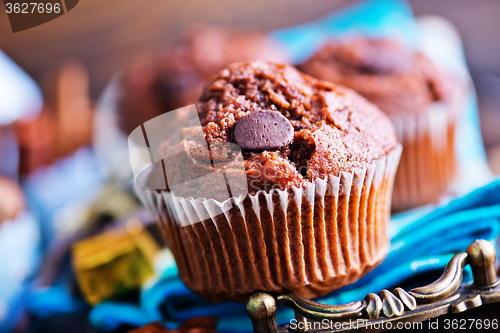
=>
[16,60,94,175]
[299,38,462,211]
[117,26,289,135]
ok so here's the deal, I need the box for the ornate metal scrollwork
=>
[246,240,500,332]
[408,252,468,303]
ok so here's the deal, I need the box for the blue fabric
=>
[271,0,418,64]
[0,212,41,332]
[22,147,103,249]
[89,302,149,331]
[25,285,87,318]
[88,179,500,332]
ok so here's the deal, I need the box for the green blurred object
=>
[72,219,159,305]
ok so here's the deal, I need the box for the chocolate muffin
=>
[118,27,288,135]
[299,38,461,211]
[136,60,401,302]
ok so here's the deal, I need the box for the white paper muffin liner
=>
[390,89,463,211]
[136,145,402,302]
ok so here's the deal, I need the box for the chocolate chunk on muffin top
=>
[194,60,398,194]
[298,39,455,115]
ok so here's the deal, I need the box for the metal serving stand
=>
[246,239,500,332]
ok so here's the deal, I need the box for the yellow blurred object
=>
[72,220,159,305]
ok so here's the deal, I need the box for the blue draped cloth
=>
[87,179,500,332]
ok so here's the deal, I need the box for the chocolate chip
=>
[233,110,294,151]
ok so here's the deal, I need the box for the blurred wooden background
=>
[1,0,500,155]
[0,0,499,95]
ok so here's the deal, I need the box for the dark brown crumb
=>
[190,60,398,194]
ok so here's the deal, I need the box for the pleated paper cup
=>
[135,145,402,302]
[390,88,463,211]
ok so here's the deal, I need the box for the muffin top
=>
[299,38,454,115]
[118,27,288,135]
[182,60,398,194]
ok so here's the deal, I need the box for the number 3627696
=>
[5,2,61,14]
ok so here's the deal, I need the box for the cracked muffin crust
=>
[195,60,398,193]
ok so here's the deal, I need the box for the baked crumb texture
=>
[194,60,398,194]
